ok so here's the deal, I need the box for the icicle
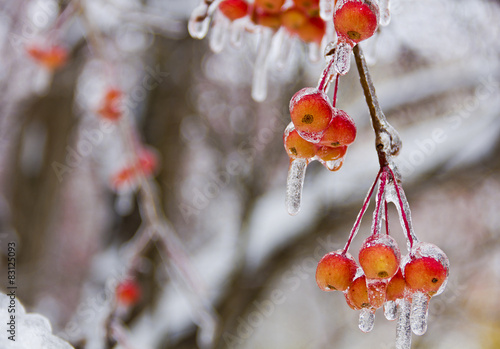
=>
[275,29,294,70]
[209,12,229,53]
[395,298,412,349]
[286,158,308,216]
[188,4,212,39]
[115,191,134,216]
[251,29,273,102]
[319,0,334,21]
[379,0,391,26]
[359,308,375,333]
[334,40,352,75]
[308,41,321,63]
[410,291,429,335]
[384,300,398,321]
[229,19,245,48]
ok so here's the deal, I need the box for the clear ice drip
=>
[209,12,229,53]
[384,300,398,321]
[251,29,273,102]
[395,298,412,349]
[286,158,308,215]
[410,291,429,335]
[379,0,391,26]
[319,0,334,20]
[334,41,352,75]
[188,4,212,39]
[359,308,375,333]
[229,20,244,48]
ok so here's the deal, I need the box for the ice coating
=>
[379,0,391,26]
[359,308,375,333]
[275,28,294,70]
[324,157,344,171]
[395,298,412,349]
[384,300,397,321]
[371,171,387,237]
[252,29,273,102]
[366,278,387,308]
[229,19,245,47]
[317,54,337,94]
[209,12,229,53]
[319,0,334,20]
[334,40,352,75]
[410,291,429,335]
[188,4,212,39]
[286,158,308,215]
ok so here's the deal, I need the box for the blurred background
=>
[1,0,500,348]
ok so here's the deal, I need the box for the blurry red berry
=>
[316,251,358,292]
[254,11,282,30]
[334,0,379,44]
[116,280,141,307]
[219,0,249,21]
[293,0,320,16]
[97,88,123,121]
[254,0,285,14]
[296,16,326,44]
[282,7,308,34]
[27,44,68,70]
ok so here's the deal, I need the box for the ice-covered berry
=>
[334,0,379,44]
[290,87,333,142]
[316,145,347,162]
[282,7,308,34]
[296,16,326,44]
[345,274,370,310]
[284,124,317,159]
[386,268,406,301]
[254,11,282,30]
[316,251,358,291]
[359,234,400,279]
[318,109,356,147]
[219,0,249,21]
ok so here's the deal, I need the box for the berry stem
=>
[332,74,340,108]
[371,170,387,237]
[386,166,414,248]
[343,168,382,254]
[317,55,337,93]
[384,200,389,235]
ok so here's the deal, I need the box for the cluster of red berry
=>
[219,0,325,44]
[315,167,449,341]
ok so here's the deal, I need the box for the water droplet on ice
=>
[410,291,429,335]
[334,40,352,75]
[384,300,397,321]
[251,29,273,102]
[359,308,375,333]
[396,298,412,349]
[286,158,308,215]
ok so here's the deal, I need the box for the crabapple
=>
[282,7,308,34]
[316,145,347,162]
[290,87,333,142]
[404,256,448,296]
[316,251,358,291]
[293,0,320,16]
[345,274,370,310]
[284,125,317,159]
[359,234,400,279]
[254,0,285,14]
[318,109,356,147]
[116,279,141,306]
[334,0,379,44]
[254,11,282,30]
[296,16,326,44]
[219,0,249,21]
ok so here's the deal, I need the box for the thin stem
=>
[343,168,382,254]
[317,57,336,93]
[332,74,340,108]
[386,166,414,248]
[371,170,387,236]
[384,200,389,235]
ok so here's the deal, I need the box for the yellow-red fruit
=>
[359,235,400,279]
[282,7,308,34]
[290,88,333,139]
[293,0,320,16]
[255,11,282,30]
[284,127,317,159]
[296,16,326,44]
[318,109,356,147]
[316,145,347,162]
[254,0,285,13]
[404,256,447,295]
[219,0,249,21]
[386,269,406,301]
[334,0,379,43]
[316,252,358,292]
[345,275,369,310]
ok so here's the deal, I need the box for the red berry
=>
[254,11,282,30]
[334,0,379,44]
[316,251,358,291]
[318,109,356,147]
[97,88,123,121]
[386,268,406,301]
[359,234,400,279]
[282,7,308,34]
[345,274,370,310]
[219,0,249,21]
[116,280,141,306]
[27,44,68,70]
[404,242,449,296]
[296,16,326,44]
[138,147,159,176]
[283,124,317,159]
[254,0,285,14]
[293,0,320,16]
[290,87,333,142]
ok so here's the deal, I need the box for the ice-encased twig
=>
[359,308,375,333]
[286,158,308,216]
[371,170,387,236]
[251,29,273,102]
[396,298,412,349]
[410,291,429,335]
